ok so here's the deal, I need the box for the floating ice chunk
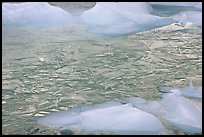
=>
[37,79,202,134]
[121,97,150,112]
[121,91,202,134]
[145,101,164,117]
[121,97,163,117]
[158,81,202,99]
[37,101,164,135]
[37,101,122,128]
[37,108,81,127]
[80,103,164,135]
[80,2,174,36]
[2,2,75,27]
[172,11,202,27]
[159,93,202,133]
[169,89,182,95]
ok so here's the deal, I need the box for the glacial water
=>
[2,2,202,135]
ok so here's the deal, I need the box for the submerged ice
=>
[2,2,202,36]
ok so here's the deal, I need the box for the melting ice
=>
[2,2,202,36]
[158,80,202,99]
[38,102,164,135]
[80,2,174,36]
[37,81,202,134]
[2,2,75,27]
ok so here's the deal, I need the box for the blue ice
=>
[37,101,164,135]
[3,2,202,36]
[2,2,75,27]
[37,80,202,134]
[121,94,202,134]
[80,2,174,36]
[158,80,202,99]
[159,93,202,133]
[172,11,202,27]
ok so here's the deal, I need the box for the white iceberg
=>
[80,2,174,36]
[2,2,75,27]
[149,2,202,27]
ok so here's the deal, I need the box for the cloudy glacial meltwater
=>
[2,2,202,135]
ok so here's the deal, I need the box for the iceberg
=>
[2,2,202,36]
[80,2,174,36]
[149,2,202,26]
[37,90,202,134]
[2,2,75,27]
[37,101,164,135]
[37,79,202,134]
[121,97,163,117]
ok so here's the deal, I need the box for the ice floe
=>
[2,2,202,36]
[37,80,202,134]
[2,2,75,27]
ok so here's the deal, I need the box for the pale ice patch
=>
[121,93,202,134]
[149,2,202,27]
[121,97,163,117]
[37,92,202,134]
[2,2,76,27]
[159,93,202,133]
[149,2,202,9]
[172,11,202,27]
[158,81,202,99]
[80,2,174,36]
[2,2,202,36]
[80,103,164,135]
[154,81,202,133]
[37,80,202,134]
[37,101,164,135]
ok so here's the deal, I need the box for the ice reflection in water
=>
[2,23,202,134]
